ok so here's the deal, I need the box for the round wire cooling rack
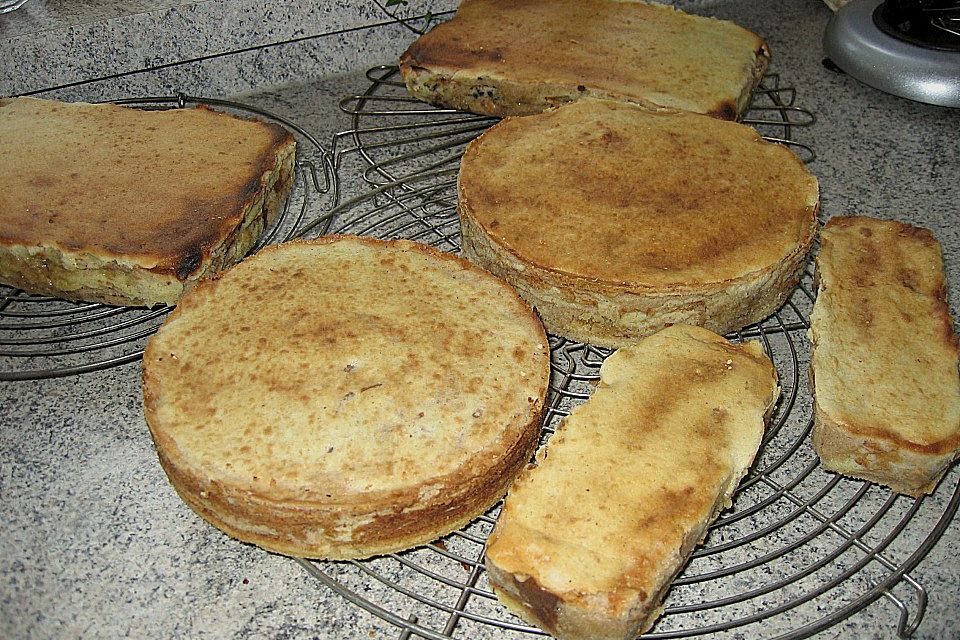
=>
[284,66,960,639]
[0,94,336,381]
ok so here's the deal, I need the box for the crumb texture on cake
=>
[809,215,960,496]
[485,324,779,640]
[143,236,550,559]
[0,97,296,306]
[458,99,819,346]
[399,0,770,118]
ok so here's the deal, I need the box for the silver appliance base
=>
[823,0,960,108]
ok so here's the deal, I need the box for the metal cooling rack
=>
[0,94,335,381]
[282,66,960,640]
[3,65,957,638]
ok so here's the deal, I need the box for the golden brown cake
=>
[143,235,550,559]
[0,97,296,306]
[399,0,770,119]
[809,216,960,497]
[485,324,780,640]
[458,98,820,347]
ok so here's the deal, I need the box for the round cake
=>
[457,98,820,347]
[142,235,550,559]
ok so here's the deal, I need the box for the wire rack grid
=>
[283,66,959,640]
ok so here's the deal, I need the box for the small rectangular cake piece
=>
[0,97,296,307]
[485,324,779,640]
[809,216,960,497]
[399,0,770,119]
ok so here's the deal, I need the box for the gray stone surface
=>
[0,0,457,96]
[1,1,959,639]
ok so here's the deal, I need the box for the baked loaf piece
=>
[143,235,550,559]
[458,98,819,347]
[399,0,770,119]
[809,216,960,497]
[485,324,779,640]
[0,97,296,307]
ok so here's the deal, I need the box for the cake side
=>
[460,209,810,347]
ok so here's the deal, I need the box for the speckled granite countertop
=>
[1,1,958,638]
[1,0,457,97]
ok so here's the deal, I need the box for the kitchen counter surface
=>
[1,1,958,638]
[1,0,457,98]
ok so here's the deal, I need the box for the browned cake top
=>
[811,216,960,452]
[487,324,778,606]
[0,97,294,279]
[402,0,768,118]
[143,236,550,503]
[458,99,819,289]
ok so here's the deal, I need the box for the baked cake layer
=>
[400,0,770,119]
[143,236,551,559]
[810,216,960,496]
[0,97,296,306]
[458,98,819,347]
[485,324,779,640]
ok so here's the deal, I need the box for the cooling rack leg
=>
[879,574,928,638]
